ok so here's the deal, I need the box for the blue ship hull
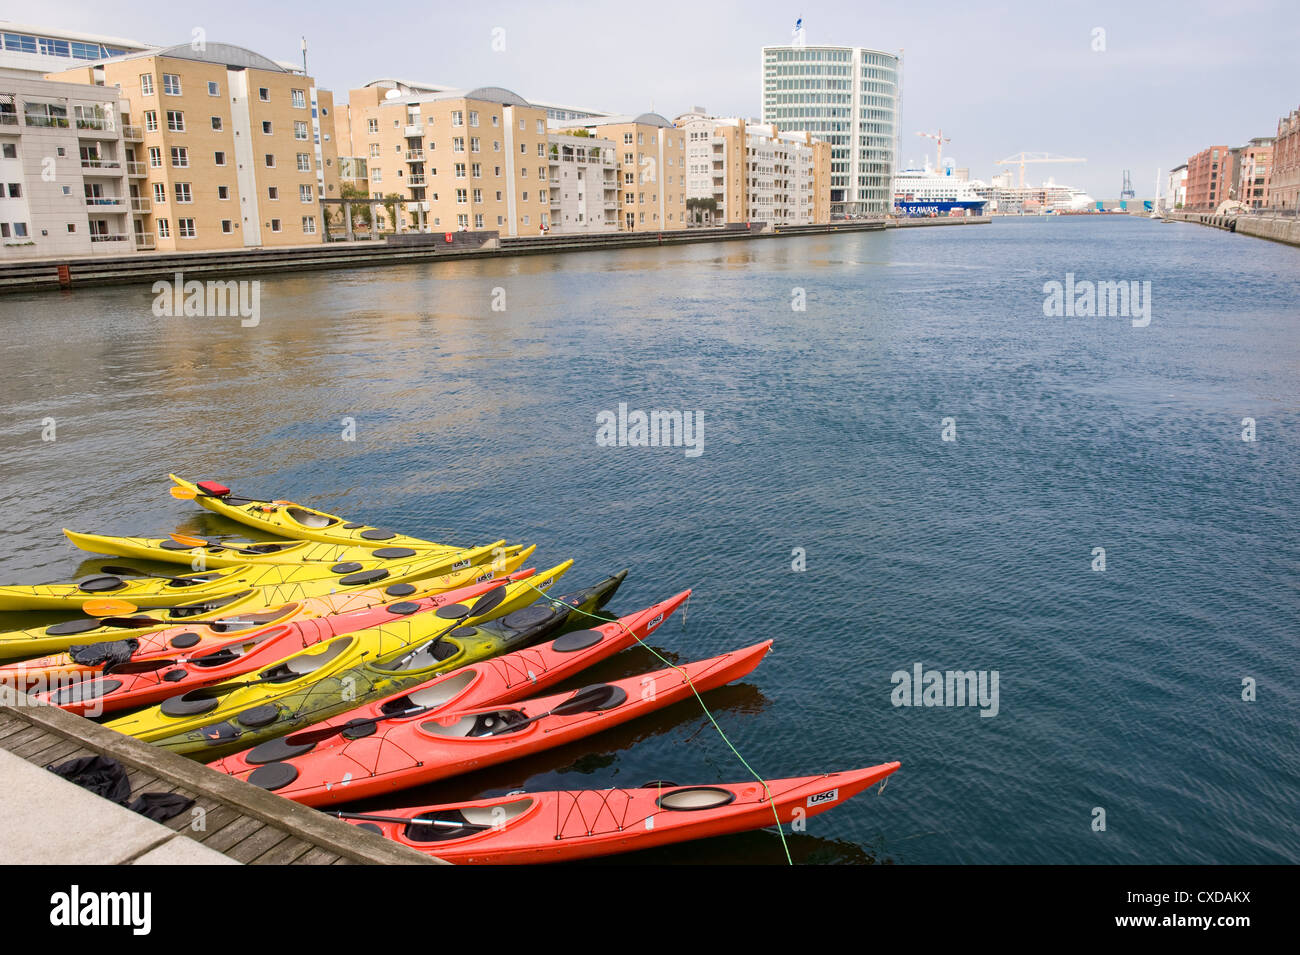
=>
[894,199,987,216]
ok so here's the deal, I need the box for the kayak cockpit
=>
[209,604,299,632]
[403,798,533,842]
[286,508,337,529]
[380,669,478,713]
[420,709,530,738]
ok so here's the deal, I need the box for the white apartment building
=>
[547,132,619,232]
[0,22,150,79]
[761,43,899,217]
[679,109,829,226]
[1,74,137,258]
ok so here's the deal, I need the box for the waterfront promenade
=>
[0,217,988,294]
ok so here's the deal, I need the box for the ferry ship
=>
[893,166,988,216]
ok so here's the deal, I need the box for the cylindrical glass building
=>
[761,45,900,217]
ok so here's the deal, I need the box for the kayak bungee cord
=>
[517,579,794,866]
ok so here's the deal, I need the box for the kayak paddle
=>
[99,565,222,586]
[385,584,509,670]
[333,810,493,832]
[480,683,624,736]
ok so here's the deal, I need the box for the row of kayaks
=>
[0,476,900,864]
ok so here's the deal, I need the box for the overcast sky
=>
[21,0,1300,196]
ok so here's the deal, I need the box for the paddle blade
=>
[169,533,209,548]
[82,598,140,617]
[467,584,508,618]
[99,615,164,628]
[105,659,178,675]
[170,486,198,500]
[552,683,624,716]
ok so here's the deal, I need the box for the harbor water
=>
[1,215,1296,864]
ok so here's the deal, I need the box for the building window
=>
[291,89,306,109]
[170,147,188,167]
[167,110,184,131]
[453,137,464,152]
[259,87,270,102]
[214,151,226,165]
[301,215,316,233]
[152,183,166,203]
[451,111,463,126]
[265,154,275,167]
[471,137,480,153]
[455,163,466,178]
[177,217,195,237]
[221,219,233,233]
[270,218,282,232]
[299,184,313,203]
[260,120,272,134]
[143,110,158,131]
[455,188,467,203]
[162,74,181,95]
[140,74,154,95]
[208,80,220,96]
[218,185,229,199]
[211,115,223,131]
[492,115,499,127]
[174,182,192,203]
[472,163,481,177]
[367,118,378,134]
[297,153,311,172]
[157,218,170,237]
[295,121,308,140]
[536,119,544,134]
[1,144,15,159]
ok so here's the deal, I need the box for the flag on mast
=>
[792,17,806,47]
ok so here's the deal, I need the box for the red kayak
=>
[26,574,526,716]
[210,589,692,790]
[228,639,767,806]
[340,763,901,864]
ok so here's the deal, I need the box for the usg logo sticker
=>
[807,788,838,807]
[647,613,664,630]
[453,559,471,570]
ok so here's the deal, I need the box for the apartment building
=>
[1164,164,1187,211]
[557,113,687,231]
[0,22,150,78]
[333,85,555,236]
[0,74,137,258]
[1271,106,1300,210]
[48,42,338,251]
[547,132,619,232]
[1234,137,1273,209]
[679,110,831,226]
[1184,145,1233,211]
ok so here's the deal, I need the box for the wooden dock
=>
[0,686,443,865]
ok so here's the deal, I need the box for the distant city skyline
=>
[13,0,1300,196]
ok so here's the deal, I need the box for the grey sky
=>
[24,0,1299,196]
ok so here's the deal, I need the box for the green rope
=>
[532,580,794,866]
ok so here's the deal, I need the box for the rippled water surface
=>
[1,216,1297,864]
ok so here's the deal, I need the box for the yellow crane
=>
[996,151,1087,189]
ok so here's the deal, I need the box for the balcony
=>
[405,150,424,162]
[123,125,142,141]
[81,158,121,172]
[76,120,118,139]
[25,116,70,128]
[403,125,423,138]
[89,233,130,243]
[131,196,152,212]
[407,176,426,186]
[85,196,126,208]
[0,113,16,127]
[133,232,156,250]
[126,161,146,177]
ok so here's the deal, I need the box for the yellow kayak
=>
[104,560,572,755]
[169,475,460,551]
[0,545,536,659]
[0,539,508,613]
[63,529,502,570]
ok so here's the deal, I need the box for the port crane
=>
[996,151,1087,189]
[916,129,951,171]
